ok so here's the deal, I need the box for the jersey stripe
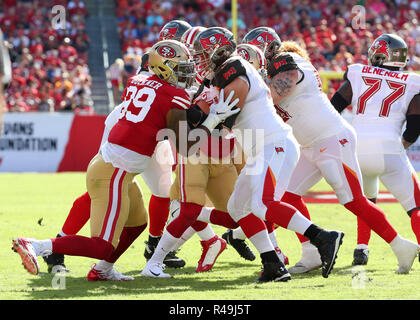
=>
[173,95,190,104]
[171,99,189,109]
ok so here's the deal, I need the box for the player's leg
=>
[319,127,419,273]
[12,154,128,275]
[88,178,148,281]
[140,140,184,267]
[380,153,420,244]
[42,191,92,273]
[352,153,383,265]
[281,150,324,274]
[142,155,209,277]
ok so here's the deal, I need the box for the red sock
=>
[282,192,310,243]
[209,209,239,229]
[148,195,170,237]
[410,209,420,244]
[61,192,91,235]
[264,201,298,230]
[238,214,267,239]
[344,197,397,243]
[106,224,147,263]
[166,202,202,238]
[265,220,275,233]
[357,216,372,246]
[52,235,114,260]
[192,220,208,232]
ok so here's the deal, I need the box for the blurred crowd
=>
[1,0,93,113]
[115,0,420,95]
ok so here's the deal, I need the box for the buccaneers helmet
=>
[237,43,266,77]
[148,40,195,89]
[368,34,408,68]
[242,27,281,60]
[193,27,237,76]
[159,20,192,41]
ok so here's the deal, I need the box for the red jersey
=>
[108,73,191,156]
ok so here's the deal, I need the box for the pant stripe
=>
[342,163,363,200]
[100,168,126,242]
[262,166,276,205]
[180,156,186,202]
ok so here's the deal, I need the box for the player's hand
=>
[202,89,240,131]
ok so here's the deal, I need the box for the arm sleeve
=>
[266,53,299,79]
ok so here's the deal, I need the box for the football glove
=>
[202,89,240,131]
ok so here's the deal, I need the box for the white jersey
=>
[274,52,347,147]
[230,57,293,157]
[347,63,420,154]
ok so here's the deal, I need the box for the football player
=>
[142,27,345,282]
[330,34,420,265]
[12,40,239,278]
[265,39,419,274]
[40,20,194,275]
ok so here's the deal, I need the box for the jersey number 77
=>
[357,76,406,117]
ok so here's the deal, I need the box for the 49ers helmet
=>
[368,34,408,68]
[242,27,281,60]
[148,40,195,89]
[193,27,237,74]
[159,20,192,41]
[237,43,267,78]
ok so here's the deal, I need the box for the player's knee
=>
[282,191,302,204]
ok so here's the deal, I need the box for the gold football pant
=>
[86,154,148,248]
[170,153,238,212]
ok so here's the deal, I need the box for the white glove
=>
[201,89,240,131]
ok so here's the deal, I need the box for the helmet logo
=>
[249,32,275,48]
[237,48,250,61]
[372,40,389,57]
[200,33,232,50]
[157,45,176,58]
[159,26,178,40]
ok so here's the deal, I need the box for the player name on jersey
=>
[361,65,409,81]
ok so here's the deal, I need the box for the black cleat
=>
[222,229,256,261]
[311,230,344,278]
[352,248,369,265]
[256,262,291,283]
[42,253,69,273]
[144,236,186,268]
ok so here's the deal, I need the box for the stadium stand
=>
[1,0,93,113]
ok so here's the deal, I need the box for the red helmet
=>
[193,27,237,76]
[242,27,281,60]
[159,20,192,41]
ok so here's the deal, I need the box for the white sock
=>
[232,227,246,240]
[287,211,313,235]
[197,207,213,223]
[32,239,53,256]
[149,231,179,264]
[356,244,369,250]
[58,230,67,237]
[95,260,114,271]
[268,231,278,248]
[196,224,215,241]
[389,234,403,250]
[173,227,196,251]
[249,229,274,254]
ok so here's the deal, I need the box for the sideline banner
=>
[0,113,105,172]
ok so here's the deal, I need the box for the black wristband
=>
[330,92,350,113]
[186,104,207,127]
[403,114,420,143]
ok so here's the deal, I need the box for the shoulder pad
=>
[213,57,247,89]
[267,53,298,79]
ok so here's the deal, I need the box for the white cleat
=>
[87,264,134,281]
[12,238,40,275]
[141,262,171,278]
[391,238,420,274]
[288,242,322,274]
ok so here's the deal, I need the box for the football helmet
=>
[181,26,207,83]
[368,34,408,68]
[193,27,237,76]
[237,43,267,78]
[159,20,192,41]
[242,27,281,60]
[148,40,195,89]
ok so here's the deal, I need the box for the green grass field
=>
[0,172,419,300]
